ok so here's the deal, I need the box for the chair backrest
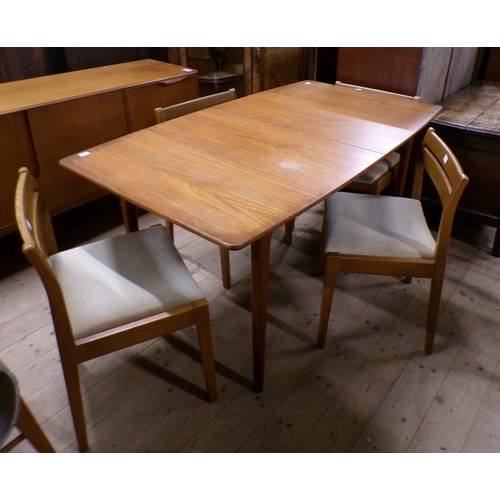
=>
[15,168,73,345]
[335,81,421,101]
[154,88,237,123]
[15,167,58,261]
[412,127,469,262]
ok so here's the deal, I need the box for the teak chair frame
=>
[154,88,237,290]
[0,360,56,453]
[317,128,469,354]
[336,81,421,195]
[15,168,217,452]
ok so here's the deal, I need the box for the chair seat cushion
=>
[354,152,400,184]
[0,364,20,447]
[48,226,205,339]
[324,192,436,259]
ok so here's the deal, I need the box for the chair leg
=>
[317,254,338,348]
[16,398,55,452]
[193,301,217,402]
[60,358,89,452]
[284,219,295,246]
[424,272,445,355]
[318,216,326,275]
[165,220,175,243]
[220,247,231,289]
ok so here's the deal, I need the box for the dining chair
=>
[154,89,236,290]
[317,127,468,354]
[15,167,217,453]
[283,82,421,246]
[336,81,421,195]
[0,359,56,452]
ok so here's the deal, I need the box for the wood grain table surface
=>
[60,80,441,391]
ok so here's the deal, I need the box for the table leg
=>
[119,198,139,233]
[251,233,272,393]
[395,138,414,197]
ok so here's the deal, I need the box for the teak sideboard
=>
[0,59,198,237]
[430,80,500,257]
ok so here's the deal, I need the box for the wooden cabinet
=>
[430,80,500,257]
[0,59,198,236]
[335,47,482,103]
[169,47,316,97]
[27,91,130,213]
[0,112,39,231]
[0,47,50,83]
[124,74,198,131]
[244,47,316,95]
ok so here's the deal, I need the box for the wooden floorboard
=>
[2,194,499,453]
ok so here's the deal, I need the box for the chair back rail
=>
[154,88,237,290]
[336,81,421,101]
[155,88,237,123]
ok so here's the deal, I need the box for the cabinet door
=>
[0,112,39,235]
[246,48,316,94]
[124,74,199,132]
[337,48,424,96]
[28,90,129,214]
[430,125,500,222]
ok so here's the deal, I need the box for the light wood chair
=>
[283,82,421,246]
[336,81,421,195]
[15,167,217,453]
[317,128,468,354]
[155,89,236,289]
[0,360,56,452]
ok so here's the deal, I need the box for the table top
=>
[60,80,441,249]
[432,80,500,137]
[0,59,197,115]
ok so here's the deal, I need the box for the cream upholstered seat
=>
[324,191,436,259]
[49,227,205,339]
[317,128,469,354]
[15,167,217,453]
[346,151,400,193]
[154,89,237,289]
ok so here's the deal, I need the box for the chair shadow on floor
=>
[134,334,253,395]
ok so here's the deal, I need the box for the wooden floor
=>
[2,194,500,453]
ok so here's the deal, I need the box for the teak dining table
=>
[60,81,441,392]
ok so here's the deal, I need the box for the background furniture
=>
[0,360,55,452]
[15,167,217,452]
[430,80,500,257]
[185,48,244,97]
[0,59,198,237]
[172,47,317,97]
[331,47,484,104]
[154,88,237,289]
[318,128,469,354]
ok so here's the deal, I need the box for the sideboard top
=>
[433,80,500,137]
[0,59,198,115]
